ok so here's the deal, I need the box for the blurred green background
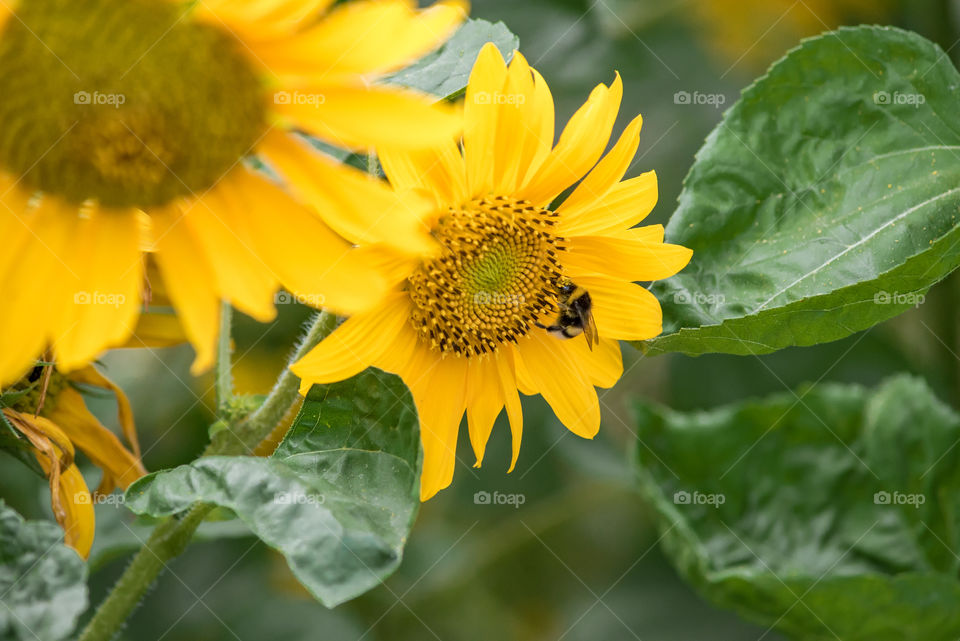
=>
[5,0,960,638]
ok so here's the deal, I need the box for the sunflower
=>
[292,44,693,500]
[0,0,466,386]
[1,365,146,557]
[690,0,892,71]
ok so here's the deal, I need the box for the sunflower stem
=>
[215,301,233,416]
[366,151,380,177]
[77,311,337,641]
[76,503,213,641]
[227,310,335,454]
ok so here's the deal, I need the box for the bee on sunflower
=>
[292,44,693,500]
[1,364,146,557]
[0,0,466,386]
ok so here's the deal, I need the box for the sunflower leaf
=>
[641,26,960,357]
[383,18,519,100]
[124,368,420,608]
[634,375,960,640]
[0,501,88,641]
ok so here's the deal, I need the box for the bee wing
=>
[579,307,599,351]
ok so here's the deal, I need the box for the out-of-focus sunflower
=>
[1,365,146,557]
[293,44,692,500]
[0,0,467,386]
[690,0,892,72]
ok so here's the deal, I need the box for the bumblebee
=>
[536,279,598,350]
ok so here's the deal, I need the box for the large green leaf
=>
[0,501,87,641]
[383,18,518,100]
[634,376,960,640]
[642,26,960,356]
[125,368,420,607]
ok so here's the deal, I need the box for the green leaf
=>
[383,18,519,100]
[634,376,960,640]
[642,26,960,357]
[125,368,420,607]
[0,501,87,641]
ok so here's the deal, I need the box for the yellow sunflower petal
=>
[367,297,432,382]
[490,50,531,193]
[496,348,524,472]
[44,386,146,491]
[69,365,141,458]
[0,198,77,385]
[378,138,468,206]
[248,0,466,78]
[491,52,556,194]
[53,463,95,558]
[514,333,600,439]
[564,232,692,282]
[182,172,280,323]
[195,0,334,39]
[150,206,220,374]
[573,276,663,341]
[229,164,391,314]
[557,336,623,389]
[272,84,462,151]
[54,206,143,372]
[292,294,409,391]
[465,356,502,467]
[259,130,434,252]
[0,178,34,285]
[515,67,555,191]
[557,114,643,226]
[559,171,658,237]
[463,43,508,197]
[517,73,623,207]
[409,354,468,501]
[14,411,94,558]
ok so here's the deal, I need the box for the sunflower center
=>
[408,196,565,356]
[0,0,266,208]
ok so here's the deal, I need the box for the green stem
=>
[205,311,335,457]
[366,150,380,177]
[77,310,336,641]
[77,505,211,641]
[215,301,233,415]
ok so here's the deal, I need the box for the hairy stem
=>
[77,504,212,641]
[215,301,233,415]
[77,310,336,641]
